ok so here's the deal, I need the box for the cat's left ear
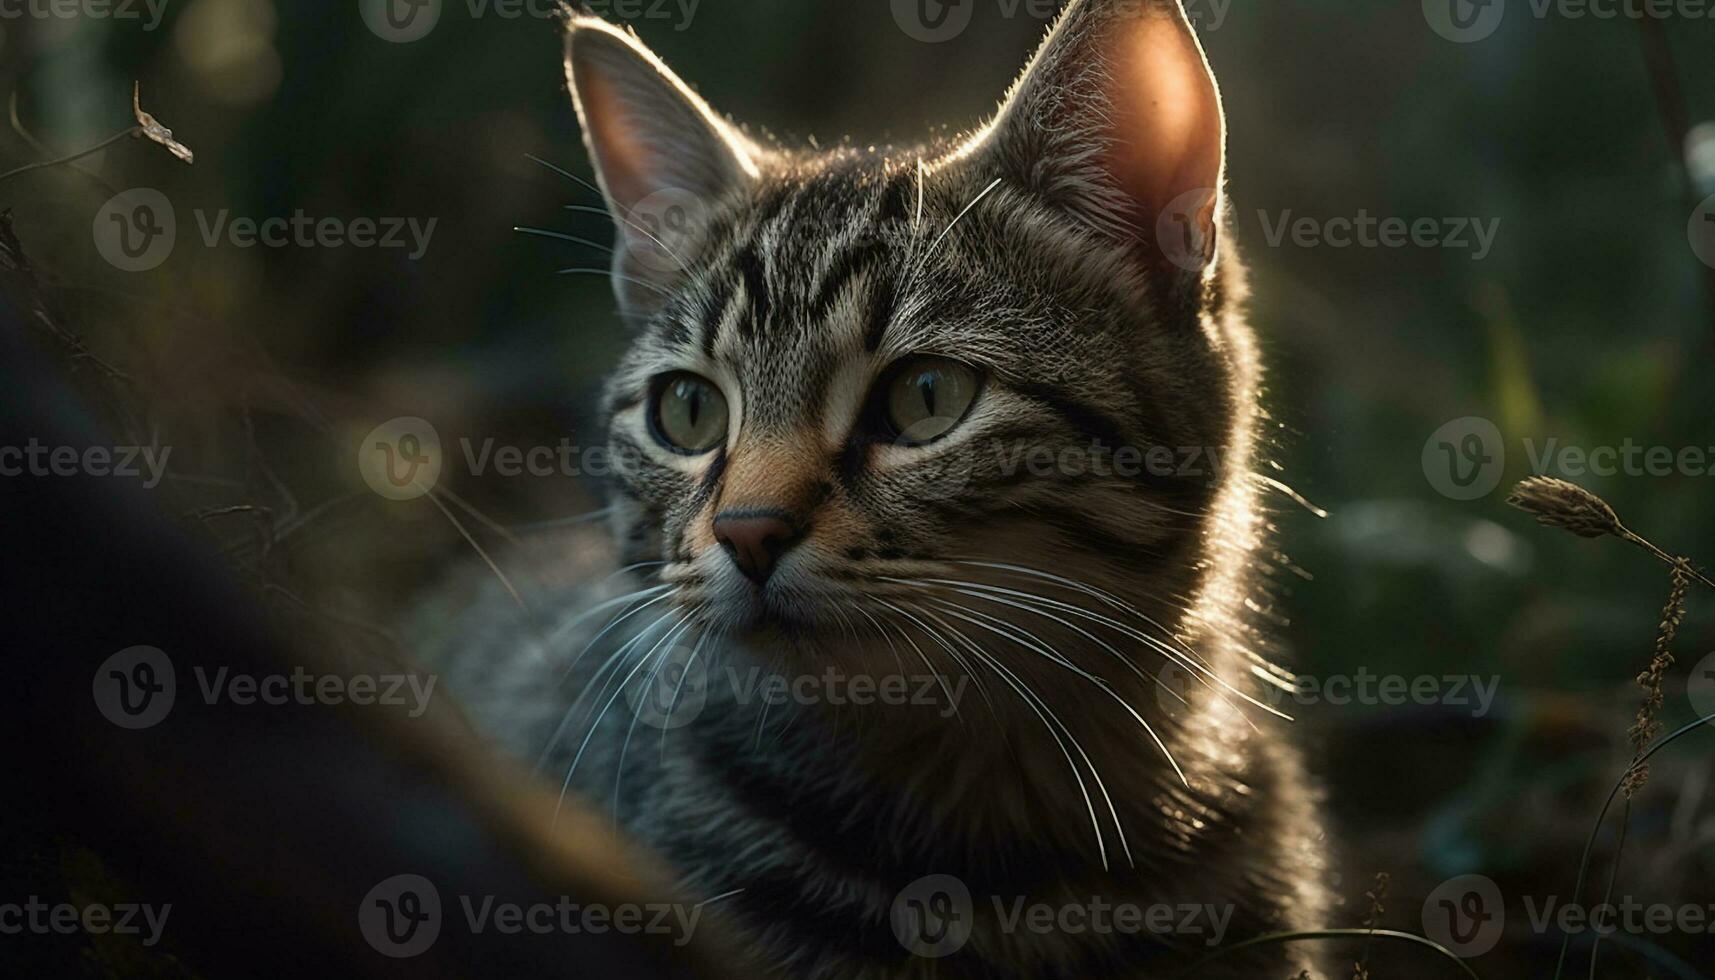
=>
[565,17,760,311]
[955,0,1226,273]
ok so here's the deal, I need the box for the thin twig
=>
[0,126,139,185]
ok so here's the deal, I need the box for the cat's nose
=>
[712,511,802,585]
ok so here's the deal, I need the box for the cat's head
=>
[566,0,1257,669]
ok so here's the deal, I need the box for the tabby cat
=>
[415,1,1332,976]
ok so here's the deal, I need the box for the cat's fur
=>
[413,1,1332,976]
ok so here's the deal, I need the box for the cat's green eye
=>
[883,357,980,445]
[651,373,729,454]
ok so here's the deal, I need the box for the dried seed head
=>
[1506,477,1625,540]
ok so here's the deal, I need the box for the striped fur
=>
[414,3,1331,976]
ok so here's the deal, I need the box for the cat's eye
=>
[882,357,981,445]
[651,373,729,454]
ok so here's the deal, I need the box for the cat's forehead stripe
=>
[702,167,915,358]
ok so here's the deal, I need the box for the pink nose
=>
[712,511,801,584]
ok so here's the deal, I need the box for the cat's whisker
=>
[660,624,717,759]
[752,647,785,750]
[940,561,1291,722]
[949,559,1200,659]
[847,603,910,688]
[550,585,672,660]
[526,153,604,199]
[898,175,1004,302]
[853,601,971,727]
[908,601,1116,871]
[557,267,675,299]
[538,603,680,772]
[924,177,1002,262]
[883,575,1162,691]
[519,580,670,681]
[555,609,689,824]
[928,594,1182,807]
[907,576,1282,728]
[433,485,523,547]
[514,226,616,254]
[561,203,691,269]
[924,598,1155,868]
[423,488,528,611]
[613,615,701,820]
[505,507,619,534]
[874,598,1001,727]
[913,157,927,230]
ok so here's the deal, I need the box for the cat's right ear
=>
[565,18,759,312]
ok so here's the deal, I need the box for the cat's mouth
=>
[661,559,916,642]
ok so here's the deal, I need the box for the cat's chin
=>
[719,604,893,666]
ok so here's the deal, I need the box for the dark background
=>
[2,0,1713,976]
